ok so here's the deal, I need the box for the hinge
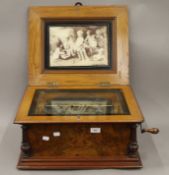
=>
[97,81,112,87]
[47,82,59,87]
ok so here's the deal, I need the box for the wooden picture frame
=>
[28,6,129,86]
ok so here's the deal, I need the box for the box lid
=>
[14,85,144,124]
[28,5,129,87]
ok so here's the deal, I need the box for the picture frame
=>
[28,6,129,86]
[44,20,112,70]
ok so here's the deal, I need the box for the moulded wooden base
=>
[17,154,142,169]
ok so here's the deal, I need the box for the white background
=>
[0,0,169,174]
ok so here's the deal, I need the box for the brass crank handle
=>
[141,128,159,134]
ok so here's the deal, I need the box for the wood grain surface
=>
[17,123,142,169]
[28,6,129,86]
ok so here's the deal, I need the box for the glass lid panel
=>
[28,89,130,116]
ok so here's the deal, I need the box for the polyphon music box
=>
[14,3,159,169]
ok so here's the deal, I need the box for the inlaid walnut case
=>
[14,4,159,169]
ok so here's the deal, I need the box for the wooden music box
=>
[14,4,159,169]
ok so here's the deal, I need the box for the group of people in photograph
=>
[50,26,107,63]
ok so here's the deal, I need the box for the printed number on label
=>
[90,128,101,133]
[53,131,61,137]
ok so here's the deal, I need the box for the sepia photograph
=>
[45,21,112,69]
